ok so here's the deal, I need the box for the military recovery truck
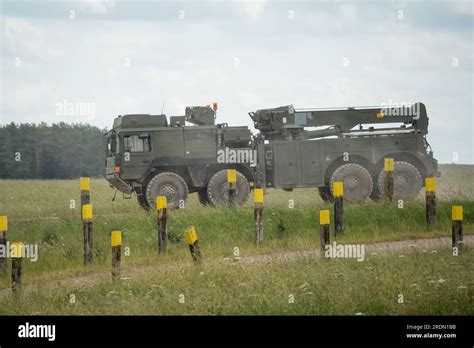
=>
[105,102,438,209]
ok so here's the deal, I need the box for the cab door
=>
[120,132,154,180]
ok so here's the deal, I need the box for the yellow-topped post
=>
[320,210,330,253]
[254,188,264,204]
[425,177,437,228]
[82,204,93,221]
[82,203,93,265]
[254,188,264,244]
[384,158,394,172]
[11,242,23,292]
[452,206,463,221]
[0,216,7,275]
[227,169,237,205]
[156,195,168,254]
[383,158,394,201]
[0,215,7,231]
[425,177,436,192]
[333,182,344,236]
[11,242,23,258]
[185,226,202,263]
[320,210,330,225]
[156,196,167,210]
[80,177,90,191]
[452,205,464,252]
[111,231,122,247]
[80,177,91,220]
[111,231,122,282]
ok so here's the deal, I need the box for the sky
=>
[0,0,473,164]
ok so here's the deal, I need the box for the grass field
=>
[0,164,472,315]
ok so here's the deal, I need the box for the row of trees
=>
[0,122,107,179]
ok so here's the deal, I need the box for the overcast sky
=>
[0,0,472,163]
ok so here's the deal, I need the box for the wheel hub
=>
[160,185,177,201]
[344,175,360,192]
[219,183,239,199]
[394,174,409,192]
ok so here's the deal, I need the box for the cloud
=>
[79,0,117,15]
[237,0,267,20]
[0,1,472,163]
[451,0,474,15]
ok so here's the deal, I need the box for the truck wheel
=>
[137,192,151,210]
[197,189,210,205]
[206,169,250,206]
[318,186,334,203]
[145,172,189,209]
[369,181,382,201]
[330,164,373,203]
[377,161,422,200]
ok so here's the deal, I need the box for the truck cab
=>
[106,106,255,209]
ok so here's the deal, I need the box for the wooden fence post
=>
[185,226,202,264]
[333,182,344,236]
[383,158,394,201]
[80,177,91,221]
[11,242,23,293]
[254,188,264,244]
[111,231,121,283]
[82,204,93,265]
[425,177,437,228]
[452,206,464,252]
[227,169,237,206]
[320,210,330,254]
[0,216,7,276]
[156,196,167,254]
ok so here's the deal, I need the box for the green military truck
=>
[105,102,438,209]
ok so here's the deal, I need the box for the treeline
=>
[0,123,107,179]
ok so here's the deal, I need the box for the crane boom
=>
[249,102,428,140]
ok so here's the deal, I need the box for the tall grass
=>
[1,250,472,315]
[0,164,472,314]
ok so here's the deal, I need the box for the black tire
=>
[377,161,422,200]
[318,186,333,203]
[370,176,382,201]
[197,189,210,205]
[330,163,373,203]
[206,169,250,206]
[145,172,189,209]
[136,191,151,210]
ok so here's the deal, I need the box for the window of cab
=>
[124,133,151,152]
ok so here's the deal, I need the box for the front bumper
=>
[106,173,133,194]
[105,157,133,194]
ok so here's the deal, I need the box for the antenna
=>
[161,101,165,115]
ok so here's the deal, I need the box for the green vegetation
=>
[0,164,472,315]
[1,250,472,315]
[0,123,105,179]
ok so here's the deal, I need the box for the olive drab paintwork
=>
[105,102,438,208]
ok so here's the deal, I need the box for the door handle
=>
[142,159,150,163]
